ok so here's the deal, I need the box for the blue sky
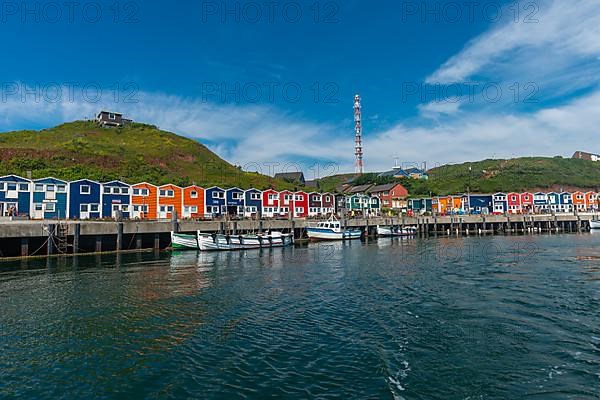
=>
[1,0,600,178]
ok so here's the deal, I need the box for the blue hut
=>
[32,177,68,219]
[0,175,31,217]
[547,192,560,212]
[468,194,493,214]
[204,186,226,217]
[225,187,244,216]
[492,193,507,214]
[560,192,573,213]
[533,192,548,212]
[244,188,262,218]
[102,180,131,219]
[69,179,102,219]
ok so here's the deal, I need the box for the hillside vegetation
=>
[0,121,292,189]
[320,157,600,196]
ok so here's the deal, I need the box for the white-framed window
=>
[159,190,166,196]
[167,206,174,212]
[160,206,166,212]
[80,185,91,194]
[104,187,111,194]
[294,195,302,201]
[121,188,128,194]
[0,183,4,191]
[19,183,29,191]
[122,205,129,212]
[232,192,242,200]
[90,204,99,212]
[284,194,293,201]
[250,193,260,200]
[113,205,120,211]
[112,187,121,194]
[133,189,140,195]
[213,191,224,199]
[268,194,277,200]
[35,184,44,192]
[46,185,55,192]
[191,191,198,198]
[190,206,197,213]
[80,204,89,212]
[34,203,43,211]
[7,183,16,191]
[109,113,116,120]
[295,207,304,213]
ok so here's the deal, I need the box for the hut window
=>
[45,203,55,212]
[121,188,128,194]
[104,187,111,194]
[35,184,44,192]
[191,191,198,198]
[80,185,91,194]
[109,113,116,120]
[90,204,99,212]
[251,193,260,200]
[47,185,55,192]
[113,188,121,194]
[57,185,66,193]
[35,204,43,211]
[7,183,17,191]
[19,184,29,191]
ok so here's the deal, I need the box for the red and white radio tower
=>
[354,94,364,174]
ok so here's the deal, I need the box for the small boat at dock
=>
[197,231,293,251]
[306,216,362,241]
[590,219,600,229]
[171,231,294,251]
[171,232,199,250]
[377,225,418,237]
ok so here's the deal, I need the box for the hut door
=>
[80,204,90,219]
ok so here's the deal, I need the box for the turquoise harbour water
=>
[1,235,599,399]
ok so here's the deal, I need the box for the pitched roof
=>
[274,172,305,182]
[305,180,319,188]
[347,184,373,193]
[367,183,401,193]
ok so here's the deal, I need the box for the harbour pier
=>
[0,213,595,258]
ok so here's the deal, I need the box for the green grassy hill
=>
[320,157,600,196]
[0,120,292,189]
[422,157,600,195]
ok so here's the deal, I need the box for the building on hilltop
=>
[572,151,600,161]
[96,111,133,128]
[378,166,429,180]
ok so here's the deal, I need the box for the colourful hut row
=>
[0,175,381,220]
[409,192,600,215]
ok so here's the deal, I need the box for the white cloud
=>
[426,0,600,86]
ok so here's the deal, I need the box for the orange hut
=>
[585,192,598,211]
[158,184,183,219]
[572,191,586,212]
[183,185,205,219]
[131,183,158,219]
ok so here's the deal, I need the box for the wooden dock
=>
[0,213,595,258]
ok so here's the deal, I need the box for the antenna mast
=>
[354,94,364,174]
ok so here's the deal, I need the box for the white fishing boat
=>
[590,219,600,229]
[377,225,418,237]
[196,231,294,251]
[306,216,362,241]
[171,232,199,250]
